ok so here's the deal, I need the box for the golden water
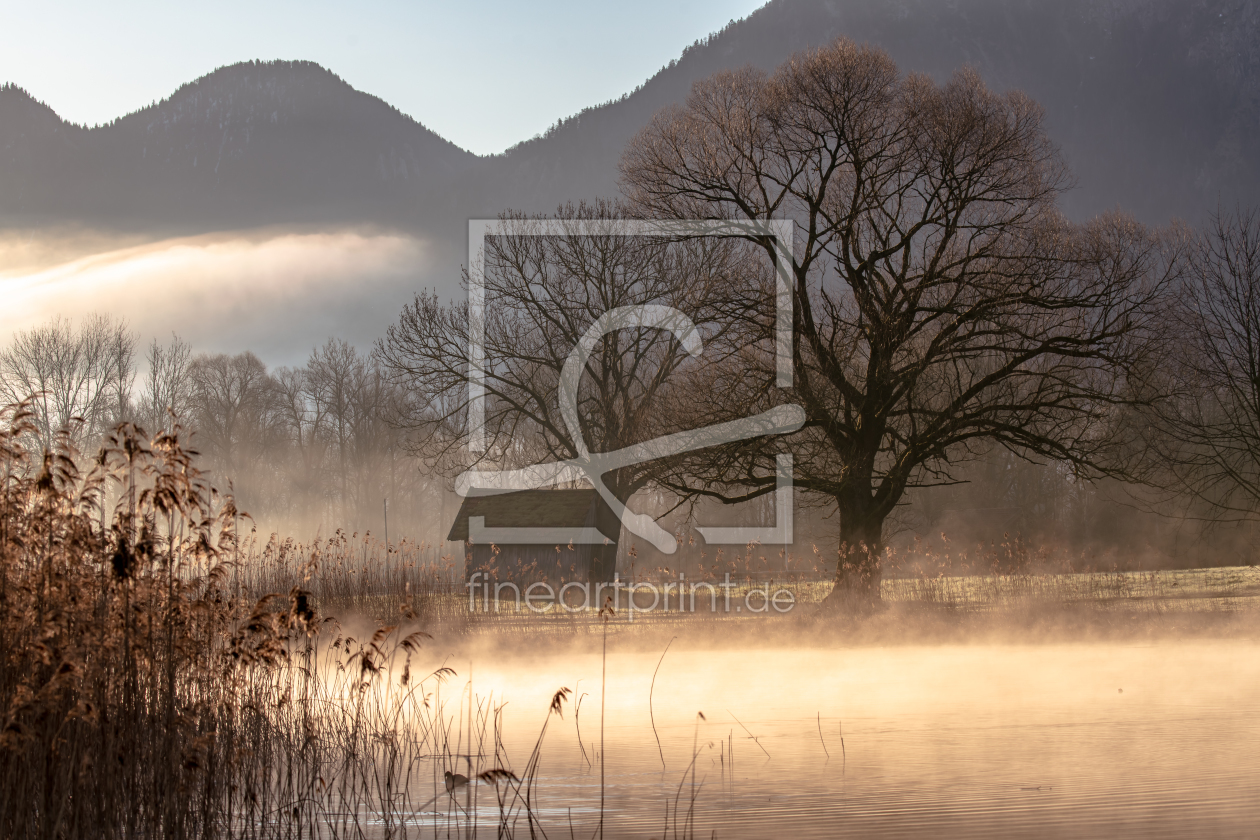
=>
[417,639,1260,838]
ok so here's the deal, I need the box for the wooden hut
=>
[447,489,619,584]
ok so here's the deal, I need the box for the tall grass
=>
[0,403,582,839]
[234,530,465,627]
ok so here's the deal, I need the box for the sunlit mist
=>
[0,228,431,363]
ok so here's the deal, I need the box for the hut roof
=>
[446,488,618,542]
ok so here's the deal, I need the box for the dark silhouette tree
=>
[621,39,1172,604]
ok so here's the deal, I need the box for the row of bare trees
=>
[0,324,427,536]
[0,314,137,448]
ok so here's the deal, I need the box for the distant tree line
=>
[0,325,432,538]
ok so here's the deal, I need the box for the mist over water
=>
[423,638,1260,838]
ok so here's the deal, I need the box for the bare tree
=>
[378,201,749,574]
[274,364,329,515]
[0,313,137,449]
[138,333,193,434]
[188,351,279,486]
[306,338,364,519]
[1152,208,1260,520]
[621,39,1172,602]
[345,358,406,525]
[302,338,408,524]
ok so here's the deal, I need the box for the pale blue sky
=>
[0,0,767,155]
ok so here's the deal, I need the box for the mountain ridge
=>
[2,0,1258,242]
[1,60,479,230]
[461,0,1260,225]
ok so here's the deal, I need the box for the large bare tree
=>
[621,39,1171,602]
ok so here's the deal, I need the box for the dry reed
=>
[0,402,577,839]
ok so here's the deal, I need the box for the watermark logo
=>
[466,572,798,619]
[460,219,800,554]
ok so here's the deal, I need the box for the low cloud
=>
[0,227,442,366]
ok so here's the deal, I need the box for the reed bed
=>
[234,530,468,628]
[876,537,1260,612]
[0,405,601,839]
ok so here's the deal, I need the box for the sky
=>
[0,0,767,156]
[0,0,769,364]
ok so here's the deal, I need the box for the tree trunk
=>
[824,490,887,612]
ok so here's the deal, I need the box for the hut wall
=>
[465,542,600,584]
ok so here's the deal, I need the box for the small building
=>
[447,488,619,584]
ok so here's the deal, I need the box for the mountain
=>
[458,0,1260,226]
[2,0,1258,240]
[0,61,477,230]
[0,84,88,223]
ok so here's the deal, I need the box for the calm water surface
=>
[421,640,1260,838]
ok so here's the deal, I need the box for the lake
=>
[415,637,1260,838]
